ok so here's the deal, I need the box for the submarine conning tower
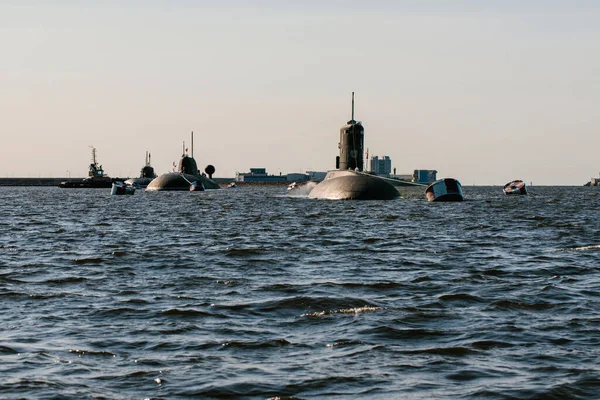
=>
[178,155,199,176]
[337,92,364,172]
[141,151,156,178]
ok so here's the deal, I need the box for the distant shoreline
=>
[0,178,587,187]
[0,177,291,187]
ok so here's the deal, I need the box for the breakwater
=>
[0,177,70,186]
[0,177,290,187]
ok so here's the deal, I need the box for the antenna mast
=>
[89,146,97,165]
[191,131,194,159]
[352,91,355,121]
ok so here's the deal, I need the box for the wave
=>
[301,305,383,317]
[556,244,600,252]
[159,308,217,318]
[68,349,116,357]
[0,345,19,354]
[73,257,105,264]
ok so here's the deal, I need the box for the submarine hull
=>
[124,177,154,188]
[146,173,220,191]
[308,170,399,200]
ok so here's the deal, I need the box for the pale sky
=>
[2,1,599,185]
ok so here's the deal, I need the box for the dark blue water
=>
[1,185,600,399]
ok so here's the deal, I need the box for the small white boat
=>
[111,182,135,195]
[227,182,237,188]
[287,182,298,191]
[503,180,527,195]
[425,178,463,202]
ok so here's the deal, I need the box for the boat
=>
[110,182,135,195]
[59,147,115,188]
[425,178,463,202]
[287,182,298,191]
[227,182,237,188]
[308,93,399,200]
[583,174,600,187]
[503,180,527,195]
[125,151,157,188]
[146,132,220,191]
[189,181,205,191]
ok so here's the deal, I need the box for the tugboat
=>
[425,178,464,202]
[308,93,399,200]
[125,151,157,188]
[503,180,527,195]
[59,147,114,188]
[146,132,220,191]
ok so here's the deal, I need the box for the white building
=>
[370,156,392,176]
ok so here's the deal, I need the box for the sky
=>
[1,0,599,185]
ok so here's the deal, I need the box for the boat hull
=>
[59,178,113,188]
[111,183,135,195]
[308,170,399,200]
[503,180,527,195]
[425,178,463,202]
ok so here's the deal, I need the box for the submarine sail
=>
[337,92,364,171]
[308,93,399,200]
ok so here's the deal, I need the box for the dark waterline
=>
[1,186,599,399]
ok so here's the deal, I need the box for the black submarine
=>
[146,132,220,191]
[308,93,399,200]
[125,151,157,188]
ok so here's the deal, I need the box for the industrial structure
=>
[370,156,392,176]
[235,168,324,183]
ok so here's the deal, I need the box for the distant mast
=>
[351,91,355,123]
[191,131,194,159]
[90,146,97,165]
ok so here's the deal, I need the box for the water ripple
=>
[1,185,599,399]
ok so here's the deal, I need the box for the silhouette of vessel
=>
[125,152,157,188]
[146,132,219,191]
[59,147,115,188]
[308,93,399,200]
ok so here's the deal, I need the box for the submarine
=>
[146,132,220,191]
[125,151,157,188]
[308,93,399,200]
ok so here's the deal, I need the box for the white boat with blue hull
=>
[425,178,463,202]
[111,182,136,195]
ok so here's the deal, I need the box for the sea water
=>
[1,185,599,399]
